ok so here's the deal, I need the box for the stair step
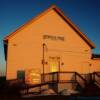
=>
[59,89,80,96]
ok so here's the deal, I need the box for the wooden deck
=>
[11,72,100,95]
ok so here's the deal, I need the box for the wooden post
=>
[74,72,76,82]
[42,43,45,82]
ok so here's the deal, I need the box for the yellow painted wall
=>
[6,9,92,80]
[91,59,100,72]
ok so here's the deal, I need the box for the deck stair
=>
[13,71,100,96]
[81,72,100,96]
[93,72,100,87]
[24,72,81,95]
[41,72,87,95]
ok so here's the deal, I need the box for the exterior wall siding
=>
[91,59,100,72]
[6,10,92,80]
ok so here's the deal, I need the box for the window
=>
[17,70,25,80]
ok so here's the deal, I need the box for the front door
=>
[49,57,60,72]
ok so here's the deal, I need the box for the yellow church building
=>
[3,5,100,87]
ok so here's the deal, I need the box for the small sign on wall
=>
[43,35,64,41]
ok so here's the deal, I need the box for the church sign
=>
[43,35,64,41]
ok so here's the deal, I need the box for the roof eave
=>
[4,5,96,49]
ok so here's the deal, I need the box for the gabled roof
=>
[4,5,95,49]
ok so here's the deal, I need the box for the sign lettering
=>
[43,35,64,41]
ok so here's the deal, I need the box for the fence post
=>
[74,72,76,82]
[57,72,59,83]
[93,72,95,81]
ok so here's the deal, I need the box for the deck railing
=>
[41,72,58,83]
[41,72,87,89]
[41,72,76,82]
[93,72,100,87]
[75,72,87,88]
[18,71,100,95]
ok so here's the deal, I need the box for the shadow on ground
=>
[0,77,100,100]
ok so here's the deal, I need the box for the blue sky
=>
[0,0,100,75]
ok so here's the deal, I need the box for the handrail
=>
[94,72,100,77]
[74,72,87,88]
[41,71,89,89]
[75,72,87,82]
[95,80,100,86]
[41,71,76,76]
[41,71,76,83]
[93,72,100,83]
[41,71,86,82]
[94,71,100,73]
[58,71,76,73]
[41,72,58,75]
